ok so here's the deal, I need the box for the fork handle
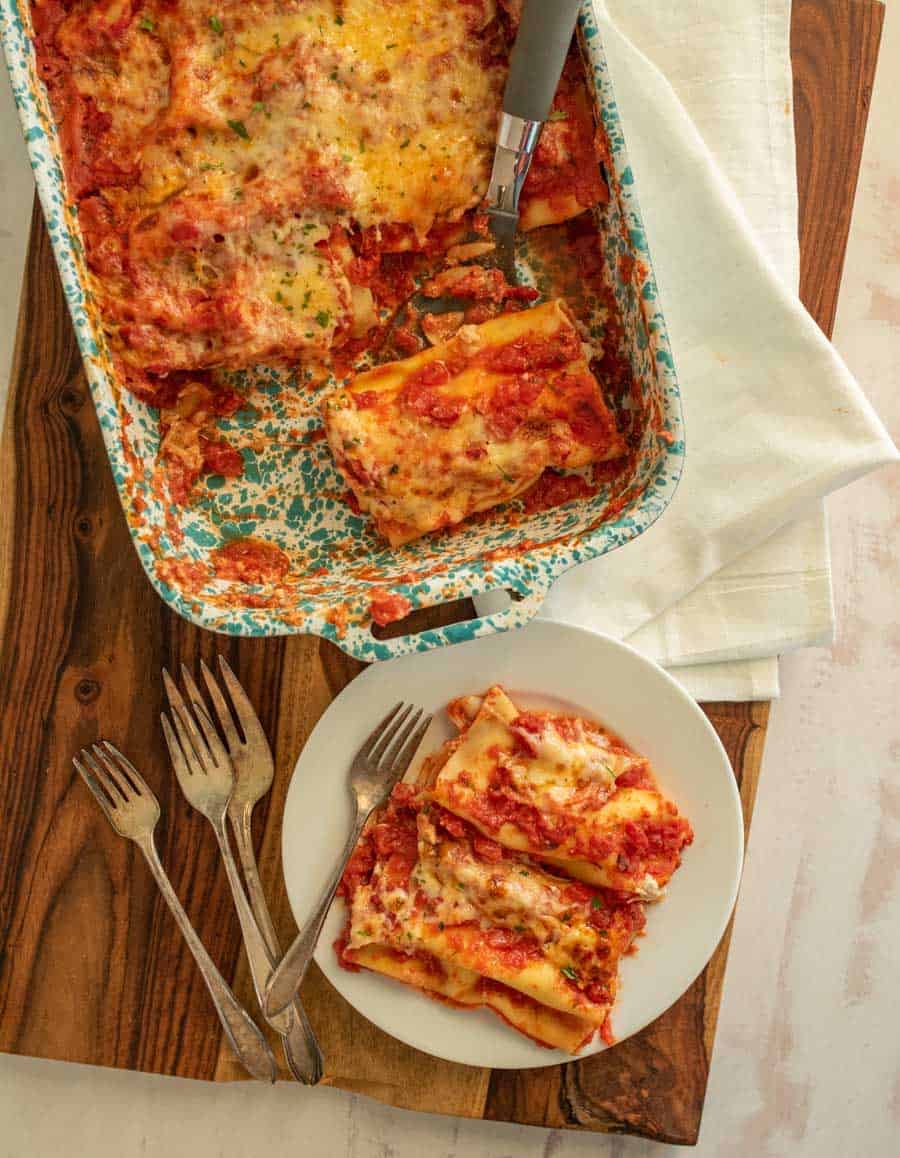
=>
[211,820,282,1010]
[264,815,366,1020]
[138,836,277,1083]
[232,806,324,1084]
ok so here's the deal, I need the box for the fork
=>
[187,657,324,1085]
[263,701,432,1020]
[161,670,320,1084]
[72,743,277,1084]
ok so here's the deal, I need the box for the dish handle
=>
[343,581,550,662]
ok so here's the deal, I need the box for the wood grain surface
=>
[0,0,882,1146]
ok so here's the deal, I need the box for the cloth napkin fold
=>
[594,0,820,702]
[526,0,897,696]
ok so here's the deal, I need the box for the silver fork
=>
[186,657,324,1085]
[72,743,277,1084]
[263,702,432,1020]
[161,670,319,1084]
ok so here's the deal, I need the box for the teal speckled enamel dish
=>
[1,1,683,662]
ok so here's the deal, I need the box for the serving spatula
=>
[418,0,585,322]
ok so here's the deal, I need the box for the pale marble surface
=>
[1,13,898,1158]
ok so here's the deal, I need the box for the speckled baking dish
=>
[2,1,683,662]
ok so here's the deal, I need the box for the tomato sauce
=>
[481,374,544,440]
[211,538,291,585]
[400,376,466,427]
[481,926,542,970]
[614,763,655,791]
[456,770,577,849]
[200,439,244,478]
[522,470,595,514]
[478,329,582,374]
[368,588,413,627]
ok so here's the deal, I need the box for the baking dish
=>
[1,1,683,661]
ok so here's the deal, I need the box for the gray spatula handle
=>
[503,0,584,123]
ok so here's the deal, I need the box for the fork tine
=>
[369,704,414,765]
[180,665,229,768]
[91,744,138,801]
[392,713,433,776]
[378,709,422,770]
[82,746,128,805]
[99,742,151,796]
[357,703,403,760]
[202,659,242,750]
[180,665,208,717]
[163,668,209,767]
[217,656,268,748]
[73,753,117,817]
[161,710,201,786]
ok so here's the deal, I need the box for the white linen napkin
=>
[531,0,897,700]
[596,0,818,701]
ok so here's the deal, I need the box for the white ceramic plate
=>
[281,621,744,1069]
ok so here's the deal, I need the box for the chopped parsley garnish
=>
[518,869,530,876]
[329,69,339,81]
[591,895,604,910]
[251,101,271,117]
[209,15,224,34]
[400,138,411,149]
[138,15,156,32]
[227,119,250,140]
[548,109,568,122]
[560,966,579,981]
[314,310,331,328]
[335,13,344,24]
[385,42,397,49]
[389,463,399,475]
[438,921,445,931]
[302,289,312,307]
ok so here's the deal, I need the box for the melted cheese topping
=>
[38,0,506,373]
[147,0,501,235]
[432,686,687,897]
[347,808,628,1024]
[438,685,638,808]
[322,300,622,545]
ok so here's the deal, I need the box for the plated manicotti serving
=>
[336,686,693,1051]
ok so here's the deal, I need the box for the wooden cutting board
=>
[0,0,882,1144]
